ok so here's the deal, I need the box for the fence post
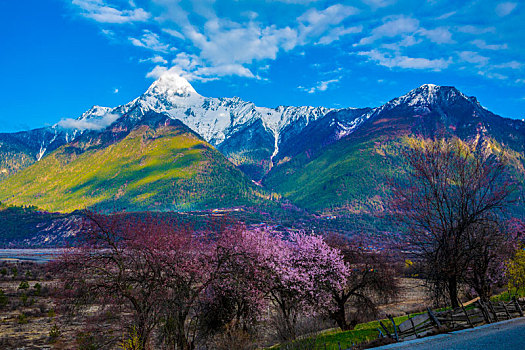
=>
[513,297,524,317]
[379,320,392,338]
[427,307,441,328]
[377,328,385,338]
[488,301,499,322]
[408,313,420,337]
[478,300,491,323]
[459,301,474,328]
[387,315,399,342]
[501,301,512,320]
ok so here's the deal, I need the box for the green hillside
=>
[264,133,404,214]
[0,122,270,212]
[0,137,37,181]
[265,133,525,217]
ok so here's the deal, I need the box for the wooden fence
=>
[383,297,525,342]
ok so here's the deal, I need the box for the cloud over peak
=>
[58,113,120,131]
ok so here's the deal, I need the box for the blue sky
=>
[1,0,524,132]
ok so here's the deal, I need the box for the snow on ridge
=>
[44,70,339,160]
[112,72,337,154]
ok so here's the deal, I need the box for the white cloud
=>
[194,64,255,79]
[478,71,508,80]
[493,61,522,69]
[270,0,321,3]
[456,25,495,34]
[181,19,299,69]
[72,0,150,23]
[146,65,168,79]
[58,113,120,131]
[172,52,201,72]
[70,0,521,86]
[419,27,454,44]
[129,31,170,52]
[163,28,185,40]
[140,55,168,64]
[362,0,396,8]
[458,51,489,67]
[357,15,419,45]
[381,35,421,50]
[436,11,456,20]
[171,52,255,80]
[495,2,517,16]
[298,4,359,42]
[358,49,451,70]
[471,39,508,50]
[101,29,115,37]
[147,51,256,82]
[318,25,362,45]
[299,78,340,94]
[113,88,119,94]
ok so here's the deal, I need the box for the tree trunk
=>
[176,315,192,350]
[448,276,459,308]
[331,301,352,330]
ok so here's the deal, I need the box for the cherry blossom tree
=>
[265,231,348,340]
[53,212,351,347]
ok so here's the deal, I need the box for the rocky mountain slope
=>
[0,75,524,220]
[0,113,271,212]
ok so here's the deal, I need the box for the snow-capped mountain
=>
[1,80,525,220]
[59,70,335,179]
[2,79,524,185]
[112,70,333,147]
[366,83,525,148]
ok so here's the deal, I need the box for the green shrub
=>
[49,323,61,343]
[33,283,42,296]
[20,292,28,306]
[17,313,28,324]
[18,281,29,290]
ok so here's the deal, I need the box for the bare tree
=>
[325,233,399,330]
[390,138,515,307]
[463,220,519,301]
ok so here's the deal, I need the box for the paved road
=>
[375,317,525,350]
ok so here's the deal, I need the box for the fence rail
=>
[388,297,525,342]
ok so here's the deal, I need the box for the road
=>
[375,317,525,350]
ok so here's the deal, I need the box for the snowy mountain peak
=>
[145,69,197,97]
[79,105,112,120]
[383,84,471,109]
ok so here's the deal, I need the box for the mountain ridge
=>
[0,75,524,220]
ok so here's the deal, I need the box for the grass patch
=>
[267,314,424,350]
[491,288,525,302]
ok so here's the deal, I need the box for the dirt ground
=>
[0,261,86,349]
[380,278,430,317]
